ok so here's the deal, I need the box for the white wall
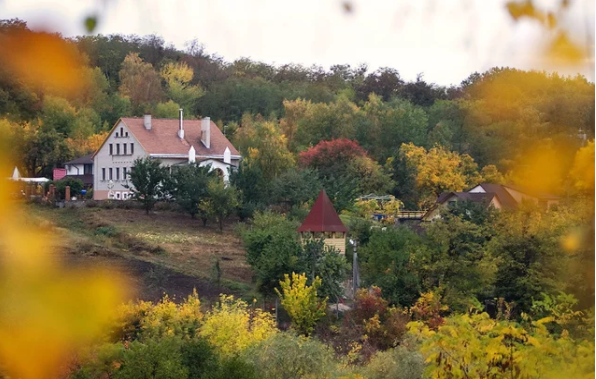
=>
[94,121,147,200]
[66,164,85,175]
[199,159,232,183]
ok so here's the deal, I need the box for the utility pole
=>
[352,239,359,299]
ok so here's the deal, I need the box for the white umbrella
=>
[11,167,20,180]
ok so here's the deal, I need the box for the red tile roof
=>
[120,118,240,157]
[298,189,348,233]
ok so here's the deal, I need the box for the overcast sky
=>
[1,0,594,85]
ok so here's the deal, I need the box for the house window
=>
[123,143,127,155]
[109,168,113,180]
[130,143,134,155]
[123,167,127,179]
[116,144,120,155]
[84,164,92,175]
[109,144,113,155]
[120,127,124,136]
[125,132,129,137]
[116,168,120,180]
[448,200,457,207]
[102,168,106,181]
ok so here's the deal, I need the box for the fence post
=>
[65,186,71,202]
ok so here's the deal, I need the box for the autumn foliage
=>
[298,138,367,172]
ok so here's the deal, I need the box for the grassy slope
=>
[29,204,254,302]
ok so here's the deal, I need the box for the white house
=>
[64,153,94,187]
[92,111,241,200]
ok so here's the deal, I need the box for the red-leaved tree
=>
[298,139,367,175]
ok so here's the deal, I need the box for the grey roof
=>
[437,192,497,207]
[474,183,519,209]
[501,183,560,200]
[65,153,93,165]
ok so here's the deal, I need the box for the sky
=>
[1,0,594,86]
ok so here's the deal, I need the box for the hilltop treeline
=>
[0,18,594,207]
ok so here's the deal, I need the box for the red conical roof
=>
[297,189,348,233]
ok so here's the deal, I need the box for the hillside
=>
[29,204,252,302]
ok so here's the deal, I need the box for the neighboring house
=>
[92,111,241,200]
[423,183,560,221]
[297,189,348,254]
[64,153,94,187]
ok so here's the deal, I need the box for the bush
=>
[244,333,336,379]
[114,291,203,342]
[199,295,277,357]
[350,287,410,350]
[43,177,84,200]
[360,346,424,379]
[114,338,188,379]
[85,200,98,208]
[94,226,118,237]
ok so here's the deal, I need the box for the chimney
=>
[201,117,211,149]
[188,146,196,163]
[223,147,231,164]
[143,114,152,130]
[178,109,184,139]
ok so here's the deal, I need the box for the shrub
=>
[94,226,118,237]
[276,273,327,336]
[350,287,410,350]
[54,177,84,199]
[244,333,336,379]
[114,290,203,342]
[199,295,277,356]
[360,346,424,379]
[408,312,596,379]
[114,338,188,379]
[85,200,98,208]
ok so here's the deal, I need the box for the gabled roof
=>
[437,191,497,206]
[119,118,240,157]
[501,183,560,200]
[298,189,348,233]
[474,183,519,209]
[65,153,93,165]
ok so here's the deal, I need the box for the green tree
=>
[168,163,214,219]
[276,272,327,336]
[202,179,240,232]
[160,62,203,114]
[240,211,302,296]
[118,53,163,115]
[418,208,496,311]
[154,100,182,119]
[235,117,295,180]
[360,227,422,306]
[270,168,321,210]
[298,238,349,301]
[126,157,167,214]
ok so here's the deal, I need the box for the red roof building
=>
[298,189,348,254]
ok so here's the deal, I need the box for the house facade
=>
[64,153,94,187]
[93,112,241,200]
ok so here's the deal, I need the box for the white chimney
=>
[178,109,184,139]
[143,114,152,130]
[223,147,231,164]
[188,146,196,163]
[201,117,211,149]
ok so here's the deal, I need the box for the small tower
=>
[298,189,348,254]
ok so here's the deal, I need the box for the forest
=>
[0,17,594,379]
